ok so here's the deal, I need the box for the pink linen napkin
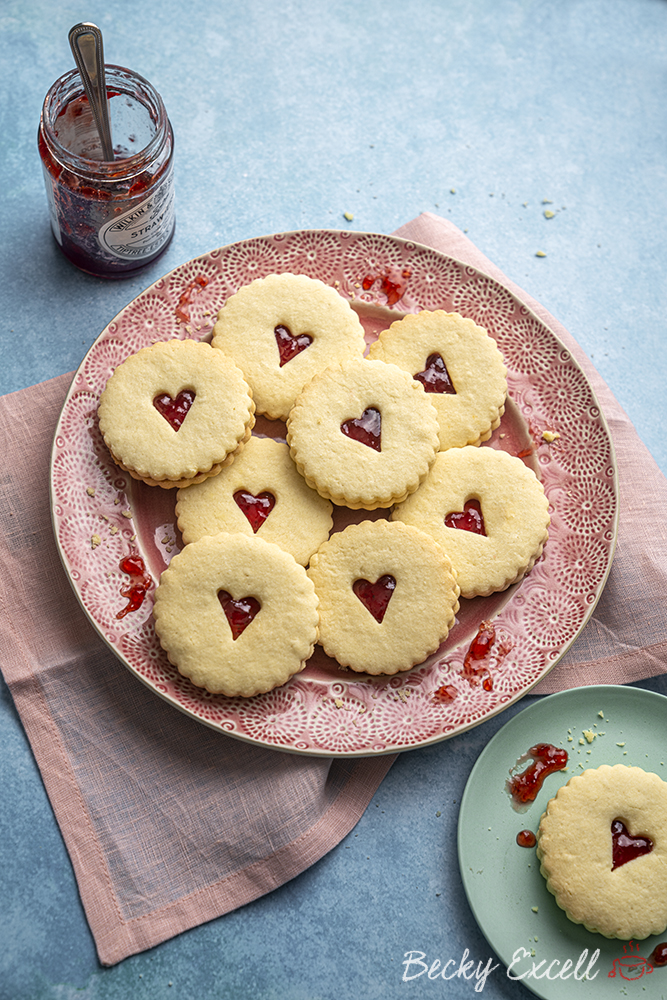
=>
[2,214,667,967]
[0,375,395,967]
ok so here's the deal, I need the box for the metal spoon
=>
[68,22,115,161]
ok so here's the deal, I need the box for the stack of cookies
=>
[98,272,550,697]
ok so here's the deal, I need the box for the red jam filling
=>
[274,324,313,366]
[153,390,195,431]
[444,498,486,535]
[649,943,667,967]
[218,591,260,640]
[341,407,381,451]
[516,830,537,848]
[433,684,458,704]
[117,554,152,620]
[414,353,456,394]
[611,819,653,870]
[460,620,514,691]
[233,490,276,533]
[462,620,496,681]
[353,575,396,623]
[361,269,411,306]
[175,275,208,324]
[508,744,568,804]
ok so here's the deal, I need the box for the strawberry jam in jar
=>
[38,64,175,278]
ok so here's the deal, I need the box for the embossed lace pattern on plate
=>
[50,230,619,756]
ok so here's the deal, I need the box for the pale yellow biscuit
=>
[211,273,367,421]
[536,765,667,940]
[98,339,255,487]
[286,358,440,510]
[153,533,319,697]
[307,519,460,675]
[175,435,333,566]
[367,311,507,450]
[392,446,549,598]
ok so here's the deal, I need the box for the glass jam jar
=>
[38,64,175,278]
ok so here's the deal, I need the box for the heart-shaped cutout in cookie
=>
[275,324,313,367]
[233,490,276,533]
[414,353,456,394]
[218,591,261,640]
[153,390,196,431]
[341,407,381,451]
[444,498,486,535]
[611,819,653,870]
[353,575,396,623]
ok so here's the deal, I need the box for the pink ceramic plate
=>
[50,230,618,756]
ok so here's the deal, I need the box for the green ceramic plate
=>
[458,685,667,999]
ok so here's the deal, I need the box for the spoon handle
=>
[68,22,115,161]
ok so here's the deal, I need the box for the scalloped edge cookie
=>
[211,273,366,420]
[392,445,549,598]
[307,519,460,674]
[153,532,319,697]
[367,310,507,450]
[536,765,667,940]
[175,435,333,565]
[98,339,255,488]
[286,358,440,510]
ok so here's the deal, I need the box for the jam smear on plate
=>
[649,943,667,967]
[508,744,568,804]
[516,829,537,848]
[175,275,208,324]
[361,268,410,306]
[117,554,152,620]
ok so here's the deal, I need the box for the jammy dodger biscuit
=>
[98,338,255,488]
[367,310,507,450]
[211,273,367,421]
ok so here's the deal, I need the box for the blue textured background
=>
[2,1,667,997]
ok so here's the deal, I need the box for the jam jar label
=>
[98,179,175,261]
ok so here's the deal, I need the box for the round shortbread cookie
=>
[392,446,549,598]
[367,311,507,450]
[286,358,440,510]
[153,533,319,697]
[175,435,333,566]
[307,519,460,675]
[211,273,367,421]
[536,765,667,940]
[98,339,255,488]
